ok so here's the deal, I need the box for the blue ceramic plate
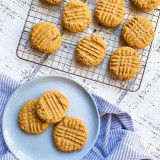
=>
[2,76,100,160]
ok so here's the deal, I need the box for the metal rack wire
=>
[16,0,160,92]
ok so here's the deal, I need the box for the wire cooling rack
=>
[16,0,160,92]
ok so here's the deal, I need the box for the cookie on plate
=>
[18,99,49,134]
[36,91,69,123]
[122,16,155,49]
[76,35,107,66]
[43,0,62,4]
[94,0,126,27]
[109,46,141,80]
[132,0,160,11]
[53,117,88,152]
[62,0,92,32]
[29,22,62,54]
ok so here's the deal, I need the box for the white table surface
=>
[0,0,160,159]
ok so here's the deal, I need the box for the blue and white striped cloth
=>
[0,73,152,160]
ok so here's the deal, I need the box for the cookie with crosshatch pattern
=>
[62,0,92,32]
[36,91,69,123]
[109,46,141,80]
[94,0,126,27]
[18,99,49,134]
[132,0,160,11]
[29,22,62,54]
[43,0,63,4]
[53,117,88,152]
[122,16,155,49]
[76,35,107,66]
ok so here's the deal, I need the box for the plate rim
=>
[2,75,100,160]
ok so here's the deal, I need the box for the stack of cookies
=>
[18,91,88,152]
[29,0,159,81]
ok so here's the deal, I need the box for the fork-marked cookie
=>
[132,0,160,11]
[18,99,49,134]
[109,46,141,80]
[95,0,126,27]
[36,91,69,123]
[62,0,92,32]
[43,0,63,4]
[122,16,154,49]
[29,22,62,54]
[76,35,107,66]
[53,117,88,152]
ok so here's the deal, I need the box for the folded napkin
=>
[0,73,152,160]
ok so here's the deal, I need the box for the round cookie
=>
[62,0,92,32]
[94,0,126,27]
[122,16,155,49]
[29,22,62,54]
[18,99,49,134]
[36,91,69,123]
[53,117,88,152]
[76,35,107,66]
[43,0,62,4]
[109,47,141,80]
[132,0,160,11]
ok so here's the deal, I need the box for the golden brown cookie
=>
[76,35,107,66]
[29,22,62,54]
[109,46,141,80]
[36,91,69,123]
[53,117,88,152]
[18,99,49,134]
[122,16,155,49]
[132,0,160,11]
[62,0,92,32]
[94,0,126,27]
[43,0,62,4]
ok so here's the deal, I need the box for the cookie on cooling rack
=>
[53,117,88,152]
[62,0,92,32]
[29,22,62,54]
[94,0,126,27]
[122,16,155,49]
[132,0,160,11]
[76,35,107,66]
[43,0,62,4]
[18,99,49,134]
[109,46,141,80]
[36,91,69,123]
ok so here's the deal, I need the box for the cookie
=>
[94,0,126,27]
[122,16,155,49]
[132,0,160,11]
[18,99,49,134]
[53,117,88,152]
[76,35,107,66]
[43,0,62,4]
[36,91,69,123]
[109,46,141,80]
[62,0,92,32]
[29,22,62,54]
